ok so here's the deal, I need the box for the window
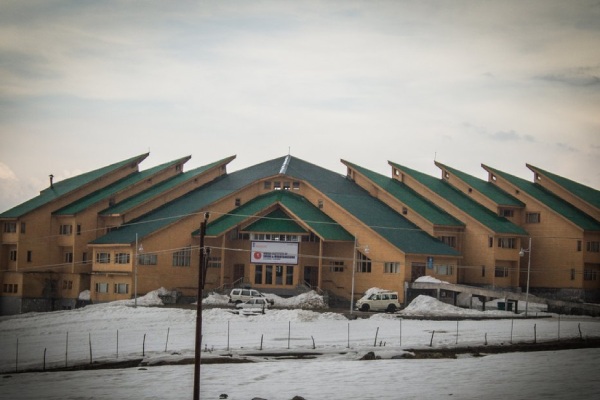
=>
[3,284,18,293]
[235,198,241,206]
[495,266,509,278]
[584,269,598,281]
[571,269,576,280]
[9,250,17,261]
[301,232,320,243]
[500,209,514,218]
[139,254,157,265]
[438,236,457,248]
[251,234,299,242]
[436,265,453,275]
[286,265,294,285]
[283,182,291,190]
[317,199,323,209]
[172,247,191,267]
[254,265,263,284]
[3,222,16,233]
[59,224,73,235]
[63,280,73,290]
[82,252,88,264]
[208,256,221,268]
[577,241,582,252]
[96,252,110,264]
[276,265,283,284]
[356,252,371,273]
[384,262,400,274]
[489,237,493,248]
[20,222,26,234]
[497,238,516,249]
[264,181,271,190]
[114,283,129,294]
[586,242,600,253]
[64,252,73,263]
[525,212,541,224]
[27,250,32,262]
[292,181,300,190]
[265,265,273,284]
[77,224,81,235]
[402,207,408,215]
[115,253,131,264]
[329,260,344,272]
[95,283,109,293]
[481,266,486,277]
[273,181,281,190]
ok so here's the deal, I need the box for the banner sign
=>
[251,241,298,264]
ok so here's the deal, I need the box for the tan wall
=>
[491,175,589,289]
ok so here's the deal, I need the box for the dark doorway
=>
[304,266,319,288]
[411,262,426,282]
[233,264,245,285]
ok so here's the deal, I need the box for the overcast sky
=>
[1,0,599,212]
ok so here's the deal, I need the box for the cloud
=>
[556,142,578,153]
[536,66,600,87]
[490,130,536,143]
[0,162,17,180]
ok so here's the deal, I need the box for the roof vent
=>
[49,174,54,189]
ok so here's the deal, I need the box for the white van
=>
[228,288,274,305]
[355,291,400,312]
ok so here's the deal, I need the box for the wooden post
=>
[165,327,170,352]
[65,331,69,367]
[374,327,379,347]
[89,333,92,364]
[143,333,146,356]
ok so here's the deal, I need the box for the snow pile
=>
[202,290,327,309]
[400,295,511,317]
[78,290,90,301]
[98,287,170,307]
[202,292,230,305]
[267,291,327,309]
[414,276,449,284]
[358,287,389,301]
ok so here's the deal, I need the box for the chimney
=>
[49,174,54,189]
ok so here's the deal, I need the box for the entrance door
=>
[411,262,426,282]
[303,266,319,288]
[233,264,245,285]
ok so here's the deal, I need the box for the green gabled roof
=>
[436,162,524,207]
[54,156,191,216]
[527,164,600,210]
[390,161,528,236]
[91,155,457,255]
[91,156,289,245]
[99,156,235,216]
[205,191,352,241]
[245,209,306,233]
[344,160,464,227]
[0,153,149,219]
[282,157,460,256]
[485,165,600,231]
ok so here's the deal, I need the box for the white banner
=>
[251,241,298,264]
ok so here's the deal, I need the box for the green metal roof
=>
[90,156,286,245]
[91,155,459,256]
[390,161,528,236]
[242,209,306,233]
[344,160,465,227]
[485,165,600,231]
[99,156,235,216]
[0,153,149,219]
[54,156,191,216]
[436,162,524,207]
[282,157,461,256]
[527,164,600,210]
[205,191,353,241]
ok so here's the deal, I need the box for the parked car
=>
[235,297,272,310]
[355,291,400,312]
[228,288,274,305]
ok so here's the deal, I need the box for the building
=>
[1,154,598,315]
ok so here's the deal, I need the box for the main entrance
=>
[411,262,426,282]
[303,266,319,287]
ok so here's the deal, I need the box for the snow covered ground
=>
[1,289,599,400]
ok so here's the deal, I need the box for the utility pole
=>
[193,212,209,400]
